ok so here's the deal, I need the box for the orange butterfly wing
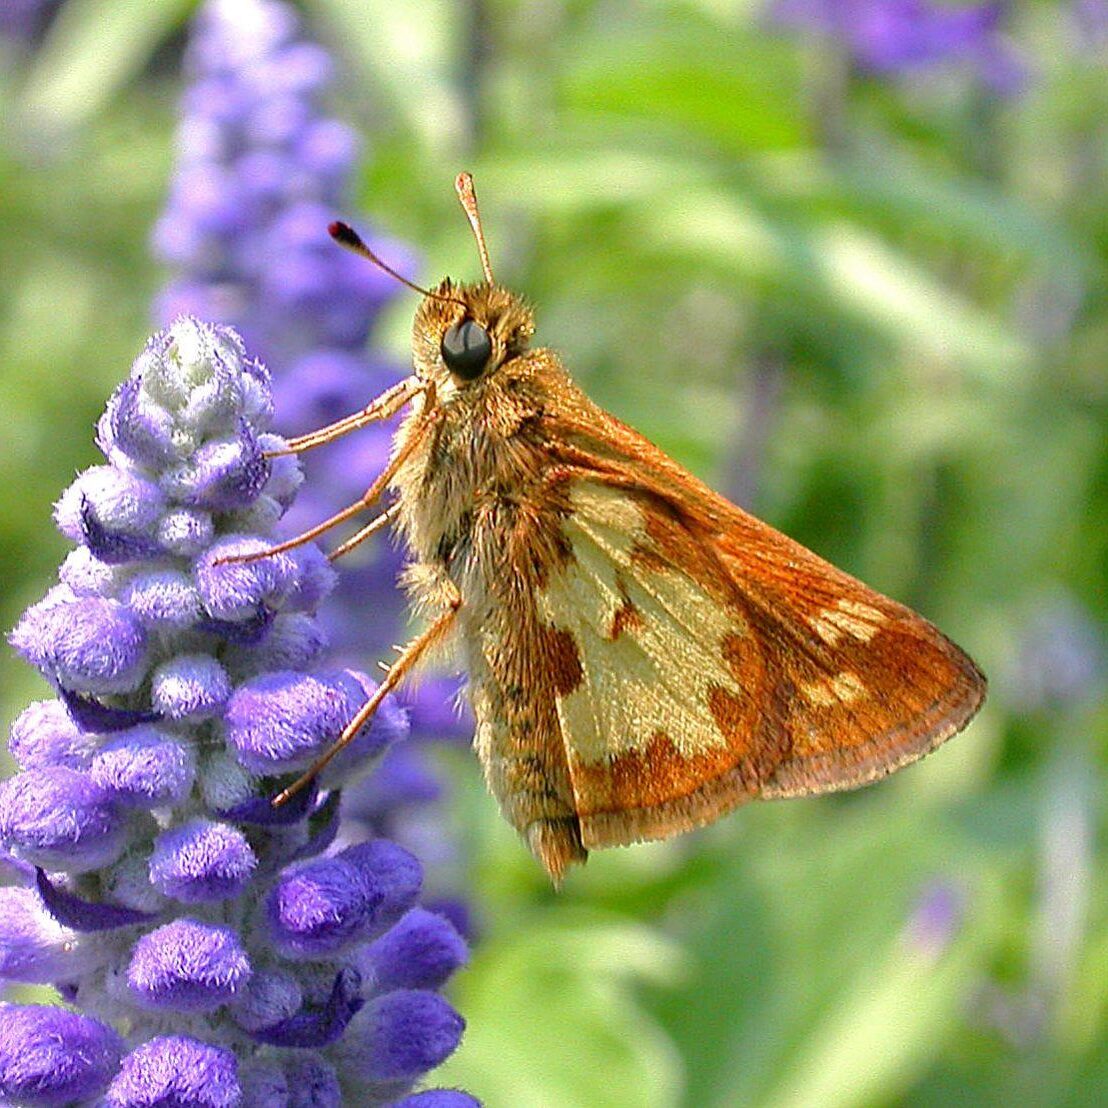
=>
[531,382,985,852]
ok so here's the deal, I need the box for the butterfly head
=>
[331,174,535,399]
[412,279,535,395]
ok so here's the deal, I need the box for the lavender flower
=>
[1,318,469,1106]
[768,0,1029,95]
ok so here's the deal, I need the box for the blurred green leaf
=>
[17,0,195,133]
[760,909,998,1108]
[639,192,1031,377]
[562,15,807,153]
[435,914,686,1108]
[751,147,1087,270]
[313,0,464,151]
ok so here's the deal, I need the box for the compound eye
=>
[441,320,492,380]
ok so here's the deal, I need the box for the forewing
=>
[536,382,986,850]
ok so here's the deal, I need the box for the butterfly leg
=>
[215,396,439,566]
[272,585,462,807]
[266,375,422,457]
[327,501,400,562]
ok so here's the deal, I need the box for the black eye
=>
[441,320,492,380]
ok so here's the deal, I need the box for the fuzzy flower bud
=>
[0,1005,124,1107]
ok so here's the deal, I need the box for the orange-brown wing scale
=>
[529,383,985,853]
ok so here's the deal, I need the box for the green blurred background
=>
[1,1,1105,1105]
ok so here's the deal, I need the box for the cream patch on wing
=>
[800,670,867,707]
[809,598,886,645]
[538,482,745,765]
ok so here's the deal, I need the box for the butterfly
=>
[239,173,986,884]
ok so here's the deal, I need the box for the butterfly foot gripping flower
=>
[1,317,473,1107]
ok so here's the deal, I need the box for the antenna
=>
[455,171,494,284]
[328,222,465,307]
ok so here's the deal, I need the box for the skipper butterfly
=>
[228,174,986,884]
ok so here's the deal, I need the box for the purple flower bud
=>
[222,779,317,826]
[54,465,165,548]
[249,94,312,146]
[423,897,476,943]
[107,1036,241,1108]
[149,819,257,902]
[172,163,250,240]
[119,569,204,629]
[266,855,384,958]
[83,500,165,564]
[240,1054,343,1108]
[295,118,358,181]
[0,886,106,982]
[271,349,368,425]
[345,745,444,823]
[164,422,270,510]
[0,767,125,872]
[199,605,275,645]
[127,918,252,1011]
[196,536,297,622]
[89,726,195,807]
[356,908,467,992]
[258,434,303,507]
[100,375,178,468]
[158,506,216,556]
[339,838,423,928]
[223,612,328,679]
[60,688,161,734]
[151,653,232,720]
[339,989,465,1083]
[235,147,294,206]
[59,546,125,596]
[0,1004,123,1106]
[284,543,338,612]
[277,38,336,88]
[9,699,97,771]
[231,968,303,1032]
[11,595,149,695]
[394,1092,482,1108]
[223,668,403,776]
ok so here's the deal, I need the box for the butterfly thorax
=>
[392,344,574,601]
